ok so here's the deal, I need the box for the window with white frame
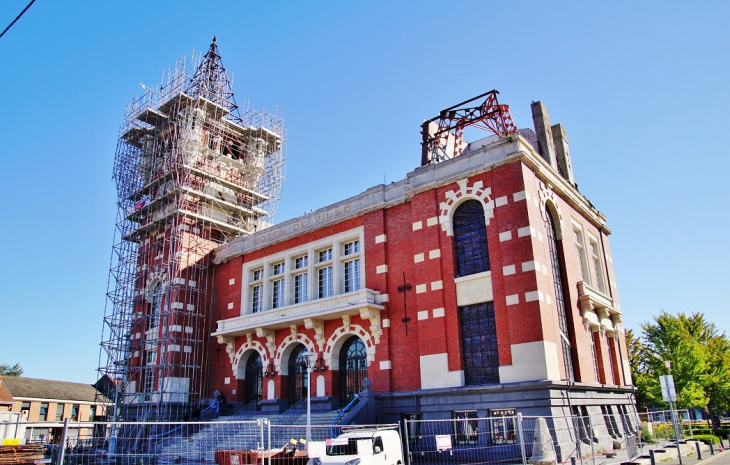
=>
[294,255,308,304]
[317,247,334,298]
[590,330,600,383]
[344,259,360,292]
[318,266,333,298]
[589,239,606,293]
[318,248,333,263]
[272,262,285,309]
[272,278,284,309]
[273,262,285,276]
[251,269,263,313]
[606,335,617,384]
[241,229,364,311]
[343,240,360,293]
[573,227,590,285]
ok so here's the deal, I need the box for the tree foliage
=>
[627,312,730,413]
[0,363,23,377]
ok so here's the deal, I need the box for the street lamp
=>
[302,351,318,449]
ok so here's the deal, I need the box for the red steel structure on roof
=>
[421,90,518,166]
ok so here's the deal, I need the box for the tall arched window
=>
[452,199,499,385]
[453,200,490,277]
[545,209,576,381]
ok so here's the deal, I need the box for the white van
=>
[308,426,404,465]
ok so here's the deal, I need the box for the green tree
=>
[0,363,23,376]
[629,312,730,412]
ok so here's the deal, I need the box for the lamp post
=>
[302,351,317,449]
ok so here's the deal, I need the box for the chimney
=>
[530,101,558,172]
[551,123,576,187]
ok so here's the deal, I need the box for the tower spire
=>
[186,36,238,116]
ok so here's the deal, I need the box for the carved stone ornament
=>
[439,178,494,236]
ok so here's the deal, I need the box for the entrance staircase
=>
[154,402,341,465]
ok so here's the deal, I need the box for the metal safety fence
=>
[3,410,678,465]
[403,410,646,465]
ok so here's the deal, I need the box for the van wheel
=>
[396,461,402,465]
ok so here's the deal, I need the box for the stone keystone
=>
[529,417,557,465]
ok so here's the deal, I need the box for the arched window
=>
[453,199,499,385]
[287,345,308,406]
[148,282,163,330]
[453,200,490,277]
[339,337,368,405]
[545,209,575,381]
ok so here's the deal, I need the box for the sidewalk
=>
[643,449,730,465]
[607,440,728,465]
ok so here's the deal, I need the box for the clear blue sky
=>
[0,1,728,383]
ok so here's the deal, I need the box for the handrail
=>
[331,394,360,438]
[149,403,218,439]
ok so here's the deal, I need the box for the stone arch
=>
[233,340,269,380]
[538,181,564,240]
[274,334,316,376]
[324,323,376,370]
[438,178,494,236]
[144,273,168,304]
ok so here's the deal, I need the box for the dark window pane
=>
[453,200,490,277]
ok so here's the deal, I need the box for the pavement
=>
[605,439,730,465]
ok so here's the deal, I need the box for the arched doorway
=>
[339,337,367,405]
[243,352,263,406]
[287,344,308,406]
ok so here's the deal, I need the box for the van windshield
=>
[326,438,368,456]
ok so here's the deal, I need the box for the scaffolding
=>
[97,38,285,424]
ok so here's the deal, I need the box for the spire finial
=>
[212,35,217,43]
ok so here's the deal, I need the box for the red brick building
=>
[103,41,637,434]
[207,100,636,425]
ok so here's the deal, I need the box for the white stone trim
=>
[420,353,464,389]
[503,265,516,276]
[517,226,534,238]
[498,341,560,383]
[375,234,386,244]
[428,249,441,259]
[426,216,438,227]
[412,221,423,231]
[495,196,508,207]
[513,191,527,202]
[499,230,512,242]
[416,284,427,294]
[376,264,388,274]
[324,324,376,370]
[506,294,520,305]
[522,261,536,272]
[380,361,392,370]
[524,290,545,302]
[432,308,445,318]
[227,302,234,309]
[229,278,235,285]
[438,178,494,236]
[431,280,443,290]
[417,310,429,320]
[414,253,424,263]
[382,318,390,328]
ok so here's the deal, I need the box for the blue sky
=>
[0,1,728,383]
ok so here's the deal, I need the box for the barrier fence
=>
[5,409,699,465]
